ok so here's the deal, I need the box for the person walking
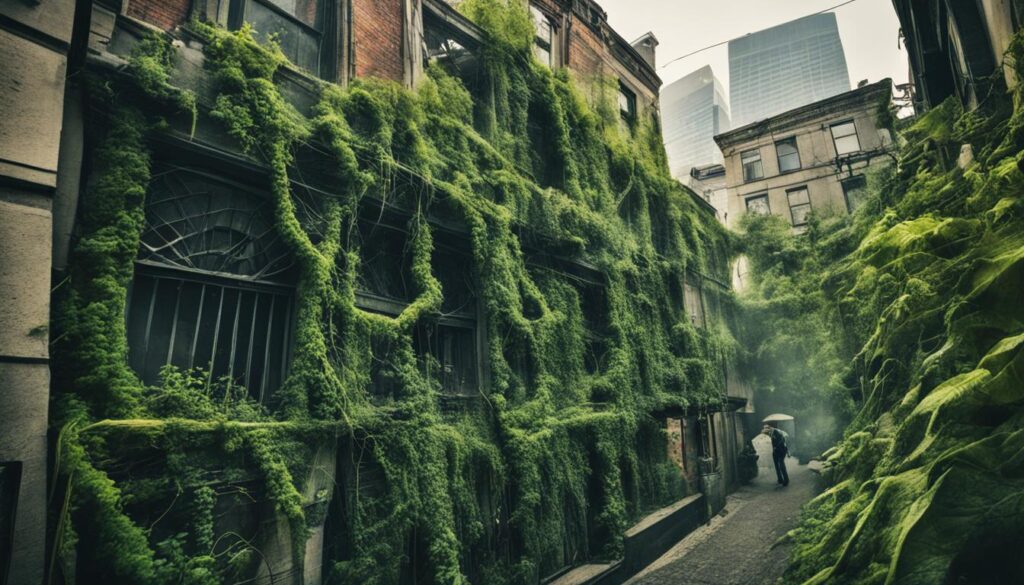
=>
[762,424,789,486]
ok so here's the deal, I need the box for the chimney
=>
[631,32,659,69]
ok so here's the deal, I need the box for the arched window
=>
[127,166,295,401]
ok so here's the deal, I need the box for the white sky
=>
[598,0,909,97]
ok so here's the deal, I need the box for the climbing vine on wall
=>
[50,2,737,583]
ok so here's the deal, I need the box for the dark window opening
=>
[230,0,335,78]
[434,247,476,315]
[140,167,295,280]
[741,148,764,181]
[357,223,415,302]
[0,462,21,585]
[775,137,801,173]
[415,322,478,396]
[130,167,295,402]
[842,175,868,213]
[127,268,293,401]
[744,193,769,215]
[423,6,484,100]
[786,187,811,227]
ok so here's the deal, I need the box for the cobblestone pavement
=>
[626,459,817,585]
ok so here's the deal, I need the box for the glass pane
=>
[834,134,861,155]
[246,0,321,74]
[745,196,770,215]
[778,152,800,172]
[266,0,320,28]
[743,159,763,181]
[831,121,856,138]
[790,203,812,226]
[787,188,810,205]
[534,44,552,67]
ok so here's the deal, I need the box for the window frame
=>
[786,186,812,227]
[744,193,770,215]
[530,4,554,67]
[775,136,801,174]
[741,148,764,182]
[841,175,868,213]
[830,120,861,156]
[618,82,637,121]
[228,0,339,81]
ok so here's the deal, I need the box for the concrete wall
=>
[0,1,76,582]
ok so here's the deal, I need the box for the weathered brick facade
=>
[352,0,405,82]
[126,0,191,31]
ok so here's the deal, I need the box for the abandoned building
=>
[893,0,1021,112]
[714,78,896,234]
[0,1,756,584]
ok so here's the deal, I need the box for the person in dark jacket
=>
[762,424,789,486]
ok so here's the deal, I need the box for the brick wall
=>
[568,21,607,79]
[126,0,190,31]
[352,0,405,82]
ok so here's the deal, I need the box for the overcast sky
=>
[598,0,909,97]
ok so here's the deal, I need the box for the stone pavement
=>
[626,458,817,585]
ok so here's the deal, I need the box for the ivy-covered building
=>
[0,1,754,584]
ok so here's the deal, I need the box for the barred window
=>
[128,167,294,401]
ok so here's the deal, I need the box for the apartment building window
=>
[231,0,333,78]
[830,120,861,156]
[0,462,21,585]
[531,5,554,67]
[129,167,295,401]
[775,137,801,173]
[741,149,764,181]
[618,83,637,120]
[787,187,812,227]
[744,193,770,215]
[842,175,868,212]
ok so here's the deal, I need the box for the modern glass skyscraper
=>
[661,65,731,180]
[728,13,851,127]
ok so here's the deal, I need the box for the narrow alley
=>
[628,460,816,585]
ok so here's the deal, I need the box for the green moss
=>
[53,7,737,583]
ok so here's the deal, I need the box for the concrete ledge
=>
[549,494,707,585]
[623,494,706,576]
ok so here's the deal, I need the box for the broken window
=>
[531,5,554,67]
[741,148,764,182]
[744,193,770,215]
[618,82,636,120]
[0,462,21,585]
[129,167,294,401]
[423,1,483,90]
[231,0,333,77]
[787,186,812,227]
[842,175,868,212]
[775,136,801,173]
[830,120,861,156]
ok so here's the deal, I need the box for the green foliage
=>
[53,7,736,583]
[756,35,1024,584]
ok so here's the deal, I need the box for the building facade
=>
[893,0,1021,112]
[715,79,895,235]
[728,13,852,127]
[661,66,731,180]
[0,1,755,584]
[684,164,729,226]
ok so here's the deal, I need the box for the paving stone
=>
[627,458,817,585]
